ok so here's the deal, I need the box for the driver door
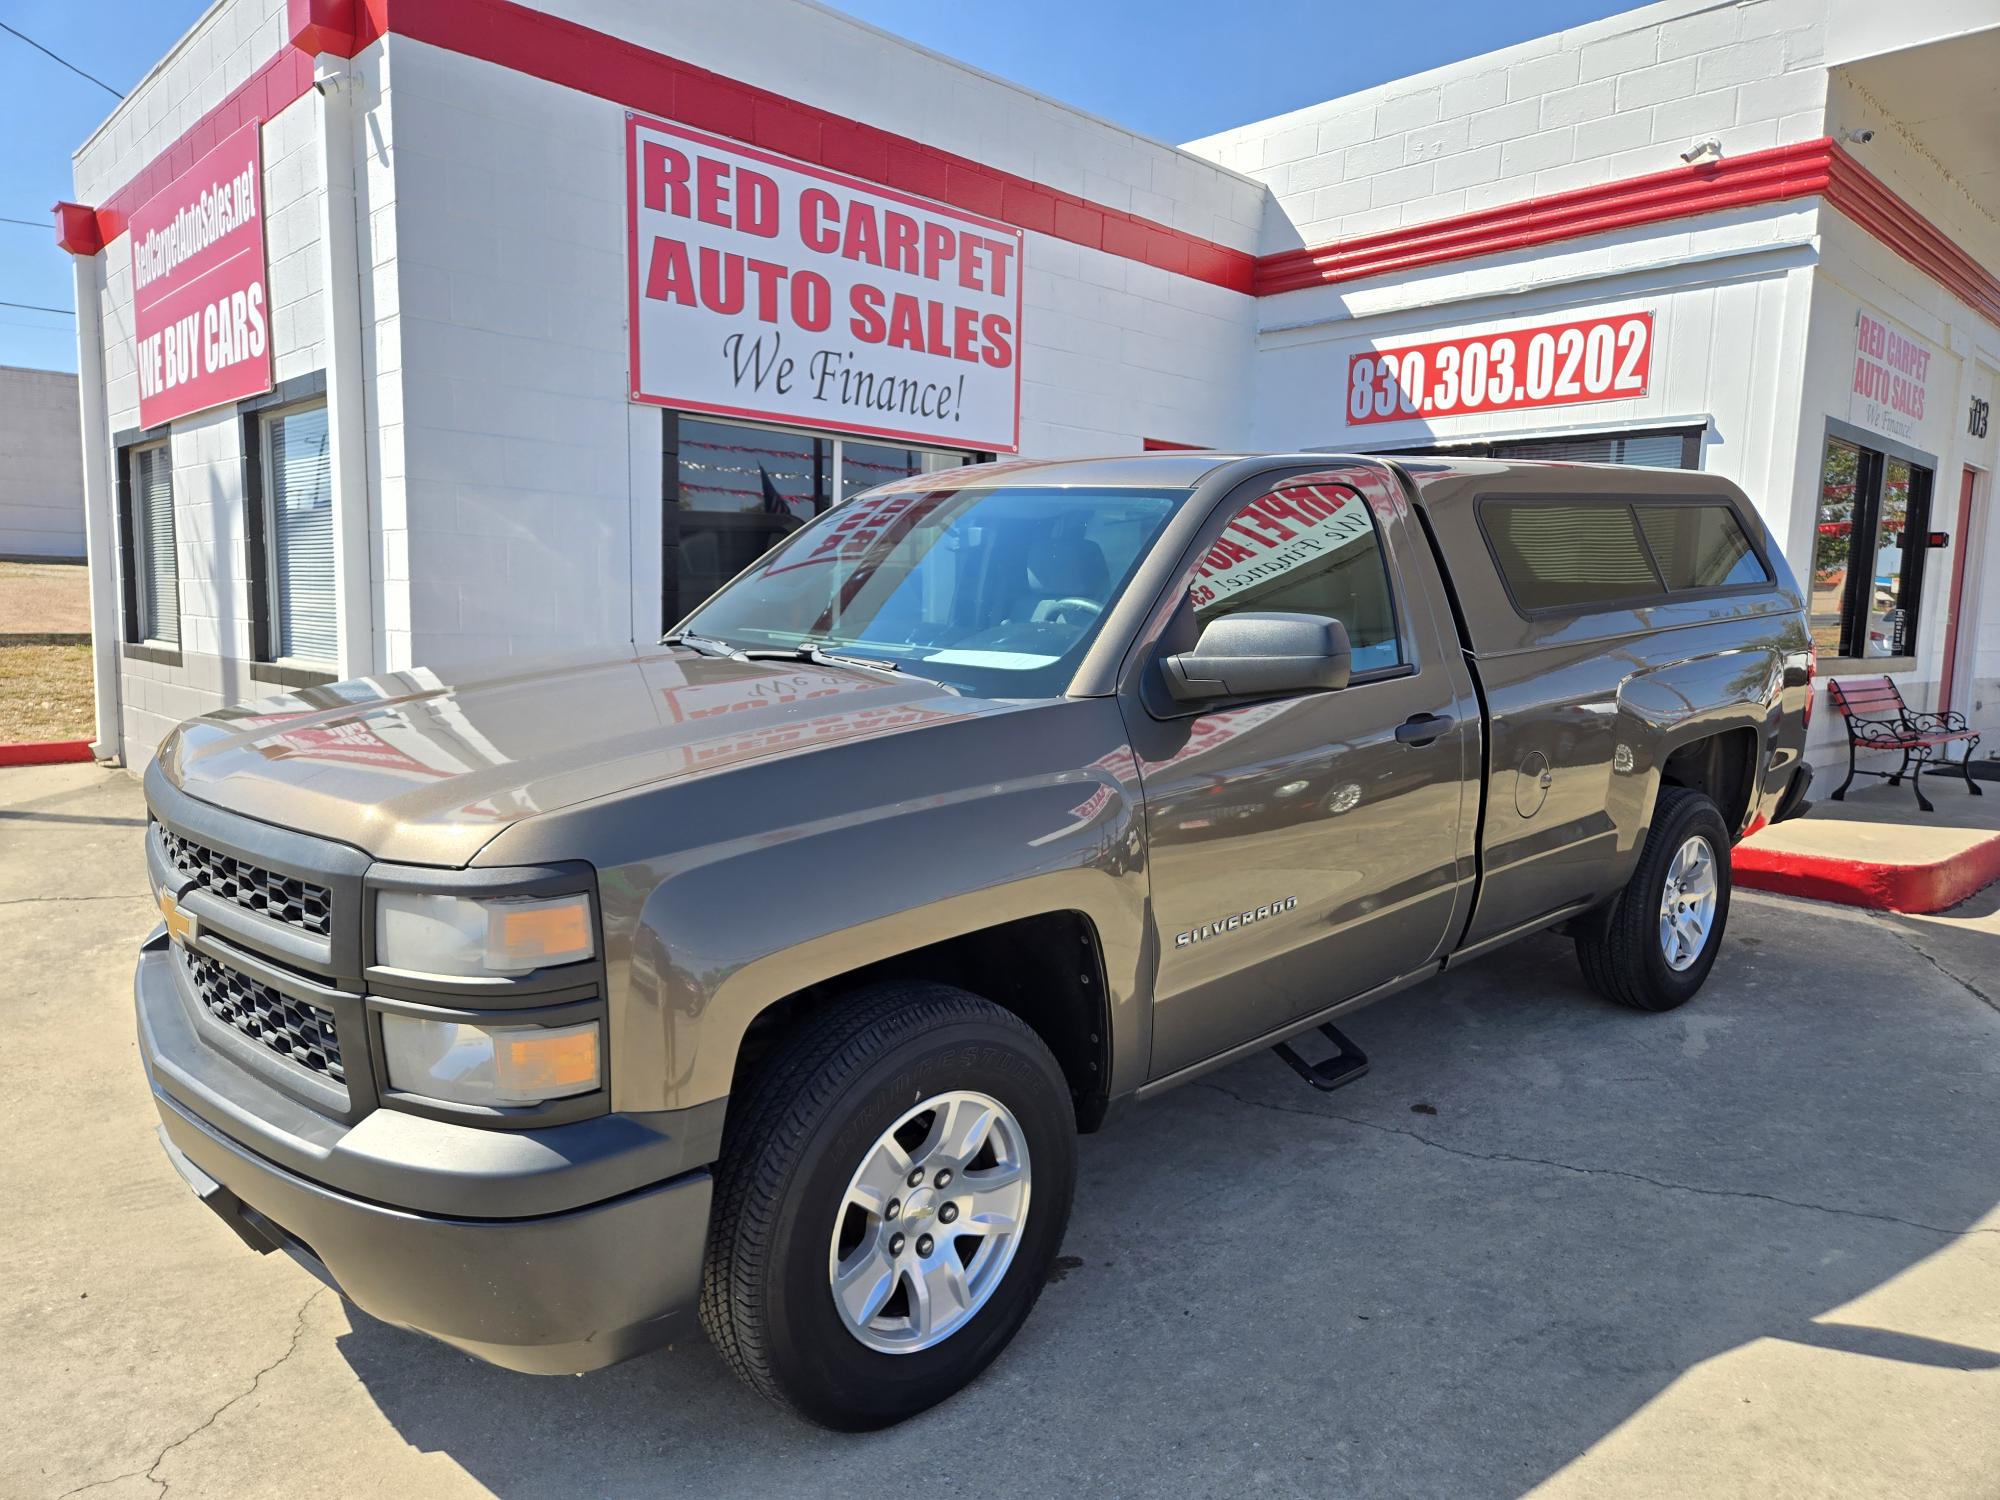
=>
[1128,465,1479,1082]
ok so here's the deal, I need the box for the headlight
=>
[381,1014,601,1106]
[376,891,595,977]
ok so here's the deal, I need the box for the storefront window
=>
[1385,425,1704,470]
[839,442,971,502]
[663,415,979,629]
[1810,434,1933,661]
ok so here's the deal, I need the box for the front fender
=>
[625,774,1147,1112]
[479,698,1151,1117]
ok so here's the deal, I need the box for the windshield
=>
[677,483,1187,697]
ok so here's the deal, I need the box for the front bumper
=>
[137,936,716,1375]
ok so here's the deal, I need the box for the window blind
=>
[267,406,336,664]
[1498,433,1691,468]
[1484,502,1662,611]
[132,444,178,645]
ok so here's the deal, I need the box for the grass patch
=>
[0,643,95,743]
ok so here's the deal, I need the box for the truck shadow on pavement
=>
[329,895,2000,1499]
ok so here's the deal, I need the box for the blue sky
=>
[0,0,1637,373]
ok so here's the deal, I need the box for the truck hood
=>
[157,647,1013,866]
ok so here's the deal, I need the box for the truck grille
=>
[158,825,332,937]
[182,947,346,1085]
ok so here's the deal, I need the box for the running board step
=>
[1271,1023,1371,1092]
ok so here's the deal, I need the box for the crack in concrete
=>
[54,1288,325,1500]
[1195,1081,2000,1242]
[1883,923,2000,1018]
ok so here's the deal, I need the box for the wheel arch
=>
[728,909,1118,1132]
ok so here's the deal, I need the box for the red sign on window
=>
[1345,312,1653,427]
[129,120,272,429]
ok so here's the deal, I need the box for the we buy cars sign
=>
[130,120,272,429]
[627,115,1023,452]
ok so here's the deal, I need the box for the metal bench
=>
[1828,675,1983,813]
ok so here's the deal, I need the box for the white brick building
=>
[59,0,2000,774]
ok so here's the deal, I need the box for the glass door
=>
[1809,433,1934,662]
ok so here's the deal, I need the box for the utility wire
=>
[2,215,50,229]
[0,20,123,100]
[0,299,74,315]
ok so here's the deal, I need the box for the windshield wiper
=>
[742,643,960,694]
[663,632,745,660]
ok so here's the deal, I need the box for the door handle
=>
[1395,712,1454,747]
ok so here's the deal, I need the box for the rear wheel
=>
[1575,786,1732,1011]
[699,982,1077,1429]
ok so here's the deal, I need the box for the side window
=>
[1483,501,1659,612]
[1189,481,1402,673]
[1636,504,1768,590]
[122,440,180,647]
[257,403,337,666]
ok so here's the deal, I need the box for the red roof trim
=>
[1823,144,2000,328]
[84,49,314,247]
[52,201,103,256]
[57,12,2000,334]
[1255,138,1839,294]
[383,0,1256,292]
[1254,134,2000,329]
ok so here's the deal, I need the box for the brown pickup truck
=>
[135,453,1813,1428]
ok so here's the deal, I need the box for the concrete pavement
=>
[4,762,1997,1499]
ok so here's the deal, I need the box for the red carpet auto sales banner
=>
[626,115,1023,452]
[130,119,272,429]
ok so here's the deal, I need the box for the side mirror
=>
[1161,612,1352,703]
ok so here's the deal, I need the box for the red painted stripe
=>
[387,0,1255,293]
[64,6,2000,333]
[1735,829,2000,914]
[78,0,1253,292]
[1256,139,1838,295]
[1823,145,2000,328]
[90,49,314,246]
[1255,135,2000,331]
[0,740,95,768]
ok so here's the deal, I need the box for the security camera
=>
[1679,139,1722,164]
[1845,128,1875,144]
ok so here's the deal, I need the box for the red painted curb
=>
[0,740,94,768]
[1734,832,2000,914]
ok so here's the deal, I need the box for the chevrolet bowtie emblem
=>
[159,890,197,946]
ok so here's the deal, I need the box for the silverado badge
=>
[1175,896,1299,949]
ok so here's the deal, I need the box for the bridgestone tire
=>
[1574,786,1733,1012]
[698,982,1077,1430]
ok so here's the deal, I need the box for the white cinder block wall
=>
[0,368,86,559]
[1182,0,1831,249]
[70,0,383,760]
[380,0,1265,667]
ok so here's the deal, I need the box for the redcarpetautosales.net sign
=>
[130,119,272,429]
[626,115,1023,453]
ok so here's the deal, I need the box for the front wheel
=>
[1575,786,1732,1011]
[699,982,1077,1429]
